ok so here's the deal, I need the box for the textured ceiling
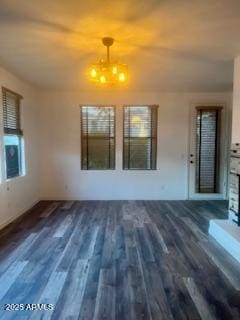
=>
[0,0,239,91]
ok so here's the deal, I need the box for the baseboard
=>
[0,198,40,231]
[39,195,187,201]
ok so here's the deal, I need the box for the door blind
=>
[81,106,115,170]
[2,87,23,136]
[195,107,221,193]
[123,105,158,170]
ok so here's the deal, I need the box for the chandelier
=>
[89,37,128,85]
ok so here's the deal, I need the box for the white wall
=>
[38,90,232,200]
[0,66,40,228]
[232,56,240,143]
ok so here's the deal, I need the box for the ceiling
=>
[0,0,240,91]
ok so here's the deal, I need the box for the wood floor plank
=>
[53,259,90,319]
[181,216,208,242]
[40,202,59,218]
[114,224,128,320]
[183,277,217,320]
[78,202,108,320]
[60,201,74,210]
[29,271,67,320]
[53,214,75,238]
[135,226,155,263]
[146,222,169,254]
[0,260,28,300]
[0,232,37,275]
[93,268,116,320]
[138,260,174,320]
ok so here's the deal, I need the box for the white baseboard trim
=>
[39,195,187,201]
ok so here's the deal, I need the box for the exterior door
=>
[188,105,228,199]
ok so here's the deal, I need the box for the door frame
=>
[187,102,229,200]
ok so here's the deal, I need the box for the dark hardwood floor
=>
[0,200,239,320]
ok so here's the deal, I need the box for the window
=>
[81,106,115,170]
[195,107,222,193]
[123,105,158,170]
[2,87,24,179]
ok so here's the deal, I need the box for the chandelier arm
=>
[107,45,110,63]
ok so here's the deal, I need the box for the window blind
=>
[195,107,222,193]
[123,105,158,170]
[81,106,115,170]
[2,87,23,136]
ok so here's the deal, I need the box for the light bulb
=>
[112,66,118,74]
[100,75,106,84]
[90,68,97,78]
[119,73,125,82]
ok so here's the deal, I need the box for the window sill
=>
[6,174,26,183]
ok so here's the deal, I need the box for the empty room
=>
[0,0,240,319]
